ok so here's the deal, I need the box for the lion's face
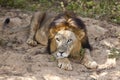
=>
[53,30,77,58]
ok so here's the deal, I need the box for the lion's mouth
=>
[56,52,69,59]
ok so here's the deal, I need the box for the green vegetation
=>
[66,0,120,24]
[108,48,120,59]
[0,0,120,24]
[49,55,56,62]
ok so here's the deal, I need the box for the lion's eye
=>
[67,39,72,43]
[56,38,60,42]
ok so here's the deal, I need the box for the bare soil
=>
[0,8,120,80]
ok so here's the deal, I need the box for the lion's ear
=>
[77,30,85,40]
[49,28,56,39]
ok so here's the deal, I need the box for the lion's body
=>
[27,11,98,70]
[27,12,55,46]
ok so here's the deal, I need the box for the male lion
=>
[27,11,98,70]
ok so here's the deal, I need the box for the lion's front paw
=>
[84,61,98,69]
[26,38,37,46]
[57,58,72,70]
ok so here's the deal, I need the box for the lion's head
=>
[49,17,85,59]
[54,30,78,58]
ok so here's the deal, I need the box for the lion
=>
[26,11,98,70]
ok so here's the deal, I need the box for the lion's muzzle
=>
[56,44,70,58]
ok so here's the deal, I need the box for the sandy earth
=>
[0,8,120,80]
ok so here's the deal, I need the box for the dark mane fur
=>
[49,12,86,31]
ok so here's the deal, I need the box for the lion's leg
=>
[27,12,45,46]
[82,49,98,69]
[57,58,72,70]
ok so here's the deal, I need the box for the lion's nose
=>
[59,51,64,54]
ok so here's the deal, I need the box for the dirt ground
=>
[0,8,120,80]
